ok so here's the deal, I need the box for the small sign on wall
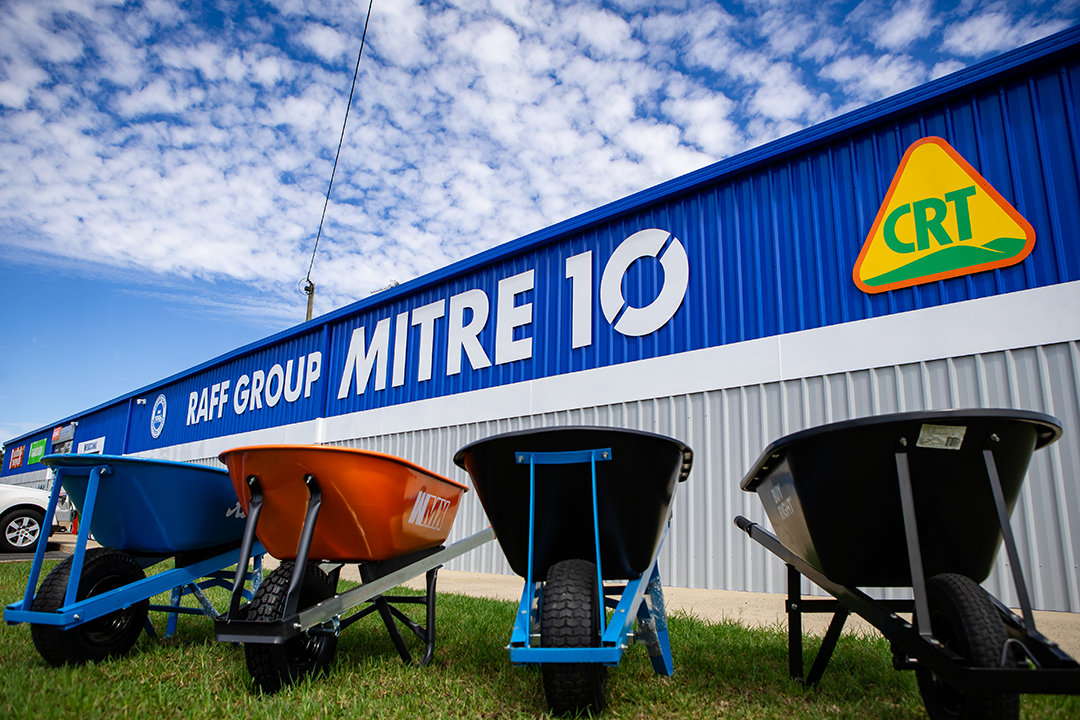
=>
[28,439,47,464]
[77,436,106,455]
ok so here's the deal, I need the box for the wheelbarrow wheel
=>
[245,561,338,694]
[29,548,149,665]
[915,573,1018,720]
[540,558,607,715]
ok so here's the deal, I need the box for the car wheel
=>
[0,507,46,553]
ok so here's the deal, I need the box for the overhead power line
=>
[301,0,376,322]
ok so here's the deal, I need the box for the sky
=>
[1,0,1077,445]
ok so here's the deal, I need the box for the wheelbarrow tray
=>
[7,455,263,664]
[740,409,1061,587]
[454,426,692,580]
[42,454,246,554]
[219,445,468,562]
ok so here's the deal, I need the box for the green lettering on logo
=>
[944,185,977,242]
[913,197,952,250]
[884,204,914,253]
[883,185,979,253]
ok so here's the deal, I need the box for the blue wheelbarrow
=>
[735,409,1080,720]
[454,426,693,714]
[4,454,263,665]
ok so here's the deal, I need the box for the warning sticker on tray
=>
[916,424,966,450]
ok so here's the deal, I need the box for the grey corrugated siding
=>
[165,30,1080,615]
[191,339,1076,612]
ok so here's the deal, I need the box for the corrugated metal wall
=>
[11,30,1079,614]
[11,28,1080,473]
[205,338,1076,613]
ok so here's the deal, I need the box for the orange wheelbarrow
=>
[213,444,493,693]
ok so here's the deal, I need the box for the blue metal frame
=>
[8,28,1080,471]
[4,461,263,638]
[507,447,674,675]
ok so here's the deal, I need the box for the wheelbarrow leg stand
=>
[370,565,440,666]
[736,516,911,686]
[775,448,942,685]
[419,565,439,665]
[163,553,264,637]
[634,565,675,676]
[784,563,850,685]
[353,545,446,666]
[787,564,802,680]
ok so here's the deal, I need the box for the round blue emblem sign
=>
[150,394,167,439]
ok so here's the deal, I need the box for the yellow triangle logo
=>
[853,136,1035,294]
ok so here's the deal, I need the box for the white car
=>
[0,483,71,553]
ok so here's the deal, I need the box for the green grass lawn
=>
[1,558,1077,719]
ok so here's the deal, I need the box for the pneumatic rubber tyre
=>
[245,562,338,694]
[540,558,607,715]
[1,507,45,553]
[915,573,1018,720]
[30,548,149,665]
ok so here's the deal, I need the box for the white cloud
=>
[0,0,86,66]
[800,36,842,63]
[369,0,431,70]
[1,0,1070,327]
[453,19,523,70]
[876,1,938,50]
[112,78,203,117]
[679,8,740,72]
[821,52,928,102]
[943,12,1020,56]
[750,63,830,123]
[943,10,1071,57]
[664,92,741,158]
[299,23,353,62]
[568,7,643,60]
[930,59,966,80]
[0,65,45,108]
[757,7,812,55]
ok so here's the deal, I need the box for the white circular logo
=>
[150,394,167,439]
[600,228,689,337]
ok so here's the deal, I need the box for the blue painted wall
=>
[5,27,1079,475]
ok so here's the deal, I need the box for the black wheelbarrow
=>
[454,426,693,714]
[734,408,1080,720]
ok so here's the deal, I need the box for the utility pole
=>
[302,280,315,322]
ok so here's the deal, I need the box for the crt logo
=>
[853,136,1035,294]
